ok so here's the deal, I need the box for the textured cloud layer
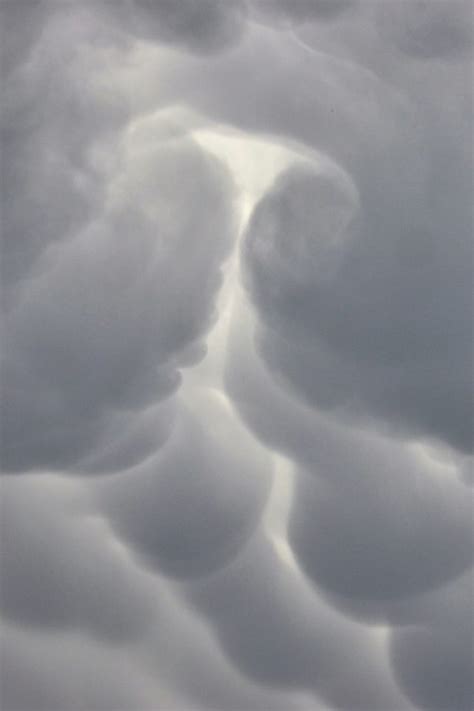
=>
[98,389,272,579]
[2,101,236,472]
[1,2,472,710]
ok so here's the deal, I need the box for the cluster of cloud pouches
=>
[1,2,472,710]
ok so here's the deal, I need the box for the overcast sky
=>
[1,2,473,710]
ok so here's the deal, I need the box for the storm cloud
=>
[1,2,472,710]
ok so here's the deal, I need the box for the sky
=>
[0,1,473,710]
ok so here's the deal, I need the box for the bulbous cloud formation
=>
[239,84,472,451]
[108,0,249,55]
[98,389,272,579]
[1,1,472,710]
[2,50,236,472]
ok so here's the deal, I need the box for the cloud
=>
[1,3,129,296]
[377,0,473,60]
[225,294,473,618]
[289,463,473,612]
[0,476,155,642]
[250,1,354,26]
[0,625,159,711]
[0,474,318,711]
[0,1,48,78]
[2,121,237,472]
[1,1,472,709]
[238,80,472,451]
[242,161,359,290]
[97,389,272,579]
[140,1,472,453]
[110,0,248,55]
[184,531,409,710]
[390,571,474,711]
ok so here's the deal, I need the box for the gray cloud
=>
[390,571,474,711]
[225,297,473,617]
[184,532,409,710]
[0,1,48,79]
[0,476,155,642]
[2,129,236,472]
[250,1,354,26]
[0,475,318,711]
[98,390,271,579]
[240,94,472,451]
[0,625,157,711]
[110,0,248,55]
[1,1,472,709]
[1,3,128,296]
[377,0,473,60]
[289,464,473,610]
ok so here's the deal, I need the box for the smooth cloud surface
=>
[1,2,472,710]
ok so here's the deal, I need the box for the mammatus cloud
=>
[2,125,236,471]
[98,390,272,579]
[109,0,249,55]
[1,1,472,710]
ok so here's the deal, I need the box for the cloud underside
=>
[1,2,473,710]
